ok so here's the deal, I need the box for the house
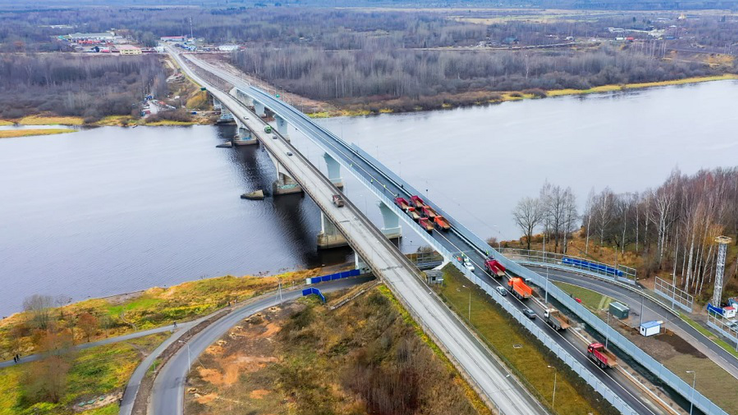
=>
[116,45,142,55]
[218,44,239,52]
[160,35,187,42]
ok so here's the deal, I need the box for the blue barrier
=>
[562,257,623,277]
[307,269,361,284]
[302,287,326,303]
[707,303,724,316]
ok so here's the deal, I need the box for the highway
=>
[167,46,547,415]
[532,265,738,380]
[181,53,663,414]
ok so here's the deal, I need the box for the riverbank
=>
[306,73,738,118]
[0,115,215,128]
[0,128,76,139]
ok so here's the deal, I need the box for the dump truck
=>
[434,215,451,231]
[508,277,532,300]
[394,197,411,211]
[406,207,421,221]
[587,343,617,369]
[332,194,344,207]
[418,217,434,232]
[544,308,571,331]
[484,259,506,278]
[411,195,426,209]
[422,205,438,219]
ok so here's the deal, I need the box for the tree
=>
[23,294,54,330]
[512,197,543,250]
[77,312,98,343]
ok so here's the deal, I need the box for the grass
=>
[665,353,738,414]
[17,116,84,126]
[143,119,199,126]
[554,281,614,311]
[0,269,328,360]
[0,120,13,126]
[547,74,738,97]
[0,332,167,415]
[679,312,738,359]
[436,265,608,415]
[0,129,76,139]
[94,116,136,126]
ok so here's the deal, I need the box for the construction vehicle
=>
[411,195,426,209]
[406,207,421,221]
[544,308,571,331]
[394,197,411,211]
[422,205,438,219]
[484,259,506,277]
[434,215,451,230]
[508,277,532,300]
[587,343,618,369]
[418,217,434,232]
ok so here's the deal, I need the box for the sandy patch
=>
[198,354,278,386]
[249,389,270,399]
[259,323,281,338]
[195,393,219,405]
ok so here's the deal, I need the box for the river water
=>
[1,80,737,316]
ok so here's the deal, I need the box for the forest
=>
[512,168,738,301]
[0,54,167,121]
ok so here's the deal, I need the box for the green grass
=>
[437,265,609,415]
[679,312,738,359]
[0,332,167,415]
[554,281,613,311]
[79,404,119,415]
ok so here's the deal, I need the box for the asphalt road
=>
[150,277,373,415]
[534,265,738,381]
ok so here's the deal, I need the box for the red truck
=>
[406,207,421,221]
[411,195,426,209]
[508,277,532,300]
[422,205,438,219]
[434,215,451,231]
[484,259,506,278]
[418,217,434,232]
[394,197,410,211]
[587,343,618,369]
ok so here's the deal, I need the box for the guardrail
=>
[498,248,637,285]
[706,313,738,350]
[654,277,694,313]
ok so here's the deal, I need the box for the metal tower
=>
[713,236,732,306]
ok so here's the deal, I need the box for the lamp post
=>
[686,370,696,415]
[462,284,471,322]
[548,365,557,410]
[605,310,611,349]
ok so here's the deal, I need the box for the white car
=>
[463,259,475,272]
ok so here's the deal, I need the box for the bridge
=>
[168,47,728,415]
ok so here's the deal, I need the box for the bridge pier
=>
[272,164,302,195]
[275,115,289,138]
[378,201,402,240]
[324,153,343,188]
[317,211,348,249]
[233,119,257,146]
[254,101,266,118]
[233,87,254,108]
[354,252,371,274]
[213,98,235,124]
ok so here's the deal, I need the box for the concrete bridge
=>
[167,47,730,415]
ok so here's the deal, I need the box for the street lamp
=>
[548,365,557,410]
[605,310,611,349]
[686,370,696,415]
[462,284,471,322]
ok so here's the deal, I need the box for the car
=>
[332,194,344,207]
[286,151,293,156]
[463,259,475,272]
[496,286,507,296]
[523,308,536,319]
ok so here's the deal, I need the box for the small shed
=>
[639,320,663,337]
[426,270,444,285]
[609,302,630,319]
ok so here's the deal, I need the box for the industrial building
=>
[116,45,142,55]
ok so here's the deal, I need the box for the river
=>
[1,80,736,316]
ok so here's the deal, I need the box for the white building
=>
[218,44,239,52]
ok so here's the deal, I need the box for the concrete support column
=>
[254,101,266,118]
[317,211,348,249]
[354,252,370,274]
[233,123,256,146]
[272,162,302,195]
[217,105,234,124]
[275,115,289,138]
[324,153,343,188]
[378,201,402,240]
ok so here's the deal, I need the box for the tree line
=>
[513,167,738,300]
[0,54,167,120]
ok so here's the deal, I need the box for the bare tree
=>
[512,197,543,250]
[23,294,55,330]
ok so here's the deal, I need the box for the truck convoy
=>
[587,342,618,369]
[484,258,506,277]
[544,308,571,331]
[507,277,532,300]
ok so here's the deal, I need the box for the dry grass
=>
[547,74,738,97]
[0,128,75,139]
[17,116,84,126]
[0,120,13,126]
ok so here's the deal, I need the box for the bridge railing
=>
[498,248,638,286]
